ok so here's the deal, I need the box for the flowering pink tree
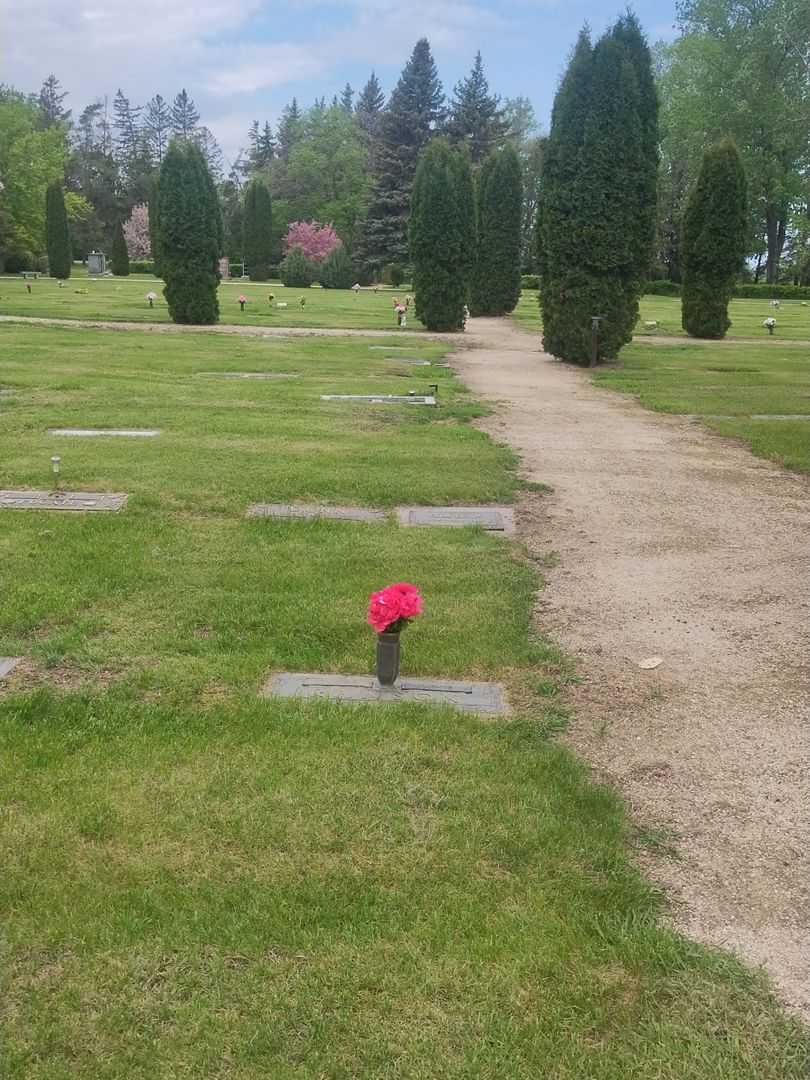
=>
[282,221,339,263]
[123,204,151,260]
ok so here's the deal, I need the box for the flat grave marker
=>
[396,506,516,534]
[247,503,387,524]
[265,673,508,716]
[0,657,22,679]
[321,394,436,406]
[383,358,432,366]
[0,490,128,512]
[194,372,299,380]
[48,429,161,438]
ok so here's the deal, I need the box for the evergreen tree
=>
[355,72,385,137]
[539,22,658,363]
[221,178,244,262]
[248,121,276,169]
[171,89,200,139]
[277,99,303,161]
[358,39,445,271]
[340,84,354,114]
[280,246,316,287]
[471,144,523,315]
[158,139,222,324]
[409,139,474,331]
[144,94,172,164]
[319,242,354,288]
[194,126,224,181]
[113,90,142,163]
[111,218,130,275]
[38,75,70,128]
[446,52,507,164]
[148,175,161,276]
[681,138,748,338]
[45,182,71,279]
[243,177,273,280]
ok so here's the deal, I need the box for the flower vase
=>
[375,631,401,687]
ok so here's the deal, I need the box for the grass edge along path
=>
[0,323,807,1077]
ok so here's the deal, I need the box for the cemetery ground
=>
[1,322,808,1078]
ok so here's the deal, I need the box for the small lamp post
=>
[51,454,61,491]
[590,316,605,368]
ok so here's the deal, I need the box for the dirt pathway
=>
[455,317,810,1019]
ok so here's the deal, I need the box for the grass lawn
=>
[1,324,807,1077]
[0,272,424,331]
[513,290,810,341]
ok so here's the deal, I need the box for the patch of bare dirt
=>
[454,317,810,1021]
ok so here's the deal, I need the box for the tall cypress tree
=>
[358,39,444,272]
[111,219,130,276]
[158,140,222,324]
[148,175,161,277]
[681,138,748,338]
[446,52,507,164]
[242,178,273,280]
[410,139,474,332]
[539,21,658,363]
[45,182,71,279]
[471,144,523,315]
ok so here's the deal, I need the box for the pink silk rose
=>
[367,582,423,634]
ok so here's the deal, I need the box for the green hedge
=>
[644,279,681,296]
[643,280,810,300]
[129,260,155,275]
[521,274,539,290]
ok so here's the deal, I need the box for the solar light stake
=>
[590,316,605,368]
[51,454,61,491]
[429,384,438,397]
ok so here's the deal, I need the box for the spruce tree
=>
[111,219,130,276]
[471,144,523,315]
[319,243,354,288]
[158,139,222,324]
[243,178,273,280]
[355,72,385,137]
[277,99,303,161]
[446,52,507,164]
[45,182,71,279]
[170,89,200,139]
[144,94,172,164]
[681,138,748,339]
[410,139,474,332]
[358,39,444,272]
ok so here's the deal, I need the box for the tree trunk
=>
[764,206,786,284]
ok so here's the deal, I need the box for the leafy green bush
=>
[129,260,155,275]
[644,279,681,296]
[319,244,355,289]
[280,246,316,287]
[386,263,405,287]
[521,274,540,290]
[5,249,35,273]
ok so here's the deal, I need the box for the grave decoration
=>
[146,291,157,308]
[763,317,776,335]
[367,582,423,686]
[238,294,248,312]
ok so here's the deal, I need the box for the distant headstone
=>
[321,394,436,405]
[219,257,230,280]
[87,251,106,276]
[383,358,432,366]
[0,490,128,512]
[48,429,161,437]
[247,503,386,523]
[264,673,508,715]
[194,372,298,380]
[396,506,515,533]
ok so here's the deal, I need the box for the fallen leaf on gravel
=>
[638,657,663,670]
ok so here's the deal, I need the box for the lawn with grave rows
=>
[0,271,426,330]
[1,324,807,1078]
[513,289,810,341]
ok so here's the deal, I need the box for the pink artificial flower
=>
[367,582,423,634]
[238,295,248,304]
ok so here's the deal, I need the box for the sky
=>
[0,0,679,169]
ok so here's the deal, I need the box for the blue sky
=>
[2,0,678,166]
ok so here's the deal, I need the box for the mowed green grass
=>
[513,290,810,341]
[1,325,807,1078]
[0,272,423,330]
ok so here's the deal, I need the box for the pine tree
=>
[340,84,354,115]
[358,39,445,272]
[681,138,748,338]
[194,127,224,181]
[158,139,222,324]
[446,52,507,164]
[111,219,130,276]
[319,243,354,288]
[243,178,273,280]
[38,75,70,127]
[471,144,523,315]
[248,121,276,169]
[144,94,172,164]
[45,183,71,279]
[114,90,142,163]
[148,175,161,276]
[409,139,474,331]
[277,99,303,161]
[355,72,385,137]
[171,89,200,139]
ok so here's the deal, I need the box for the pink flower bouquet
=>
[367,582,423,635]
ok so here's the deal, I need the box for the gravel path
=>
[455,317,810,1019]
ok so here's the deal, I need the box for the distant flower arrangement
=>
[367,582,423,634]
